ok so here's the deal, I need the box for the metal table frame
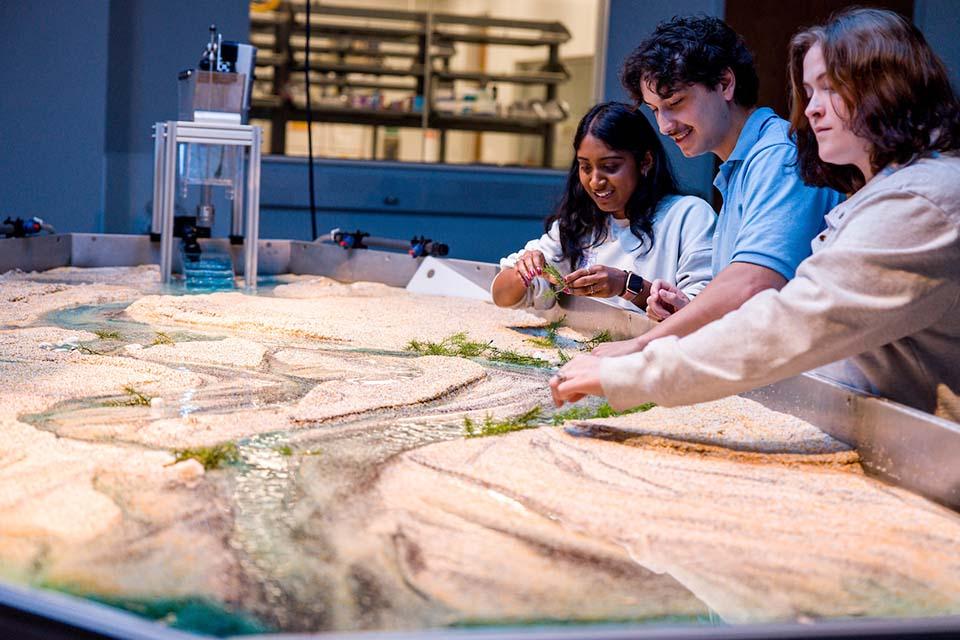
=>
[152,120,262,289]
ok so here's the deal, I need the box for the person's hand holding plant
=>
[514,250,547,287]
[564,265,627,298]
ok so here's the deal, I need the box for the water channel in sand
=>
[2,267,960,636]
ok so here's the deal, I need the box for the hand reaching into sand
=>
[550,353,604,406]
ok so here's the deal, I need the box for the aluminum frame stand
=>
[151,120,262,290]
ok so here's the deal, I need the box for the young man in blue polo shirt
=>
[594,15,841,357]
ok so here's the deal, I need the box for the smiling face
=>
[576,134,639,219]
[639,73,739,160]
[802,43,874,180]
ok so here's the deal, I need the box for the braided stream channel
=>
[17,298,716,634]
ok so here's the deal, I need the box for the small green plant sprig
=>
[170,442,241,470]
[76,344,104,356]
[551,401,656,425]
[464,406,543,438]
[462,401,657,438]
[405,332,486,357]
[555,328,614,362]
[150,331,174,346]
[525,335,554,349]
[540,262,567,300]
[274,445,322,457]
[491,349,552,367]
[105,385,152,407]
[581,330,613,350]
[526,316,566,348]
[94,328,124,341]
[405,332,552,368]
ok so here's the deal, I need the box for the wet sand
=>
[0,279,140,327]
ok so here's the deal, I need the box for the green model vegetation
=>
[405,332,552,368]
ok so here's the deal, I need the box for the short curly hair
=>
[621,15,759,108]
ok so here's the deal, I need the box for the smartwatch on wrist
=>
[622,271,645,299]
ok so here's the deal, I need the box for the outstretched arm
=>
[592,262,786,356]
[554,189,960,411]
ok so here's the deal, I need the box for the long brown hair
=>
[788,8,960,193]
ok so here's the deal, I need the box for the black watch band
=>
[624,272,645,298]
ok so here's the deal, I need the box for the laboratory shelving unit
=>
[248,1,571,165]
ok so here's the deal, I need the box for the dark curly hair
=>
[788,8,960,193]
[547,102,679,271]
[621,15,759,107]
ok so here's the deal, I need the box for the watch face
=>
[627,272,644,294]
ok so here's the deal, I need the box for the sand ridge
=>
[3,265,161,287]
[124,337,268,368]
[565,396,860,469]
[124,290,571,356]
[336,425,960,623]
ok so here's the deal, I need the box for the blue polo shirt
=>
[712,107,841,279]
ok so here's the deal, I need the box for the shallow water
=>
[21,297,648,634]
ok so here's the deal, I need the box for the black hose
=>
[304,0,318,240]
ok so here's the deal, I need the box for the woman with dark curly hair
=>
[492,102,715,312]
[551,8,960,422]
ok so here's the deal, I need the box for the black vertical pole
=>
[305,0,318,240]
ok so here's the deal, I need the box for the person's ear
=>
[718,68,736,102]
[640,151,653,177]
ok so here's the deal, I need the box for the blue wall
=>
[604,0,724,203]
[103,0,250,235]
[915,0,960,91]
[258,157,561,261]
[0,1,110,234]
[2,0,959,263]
